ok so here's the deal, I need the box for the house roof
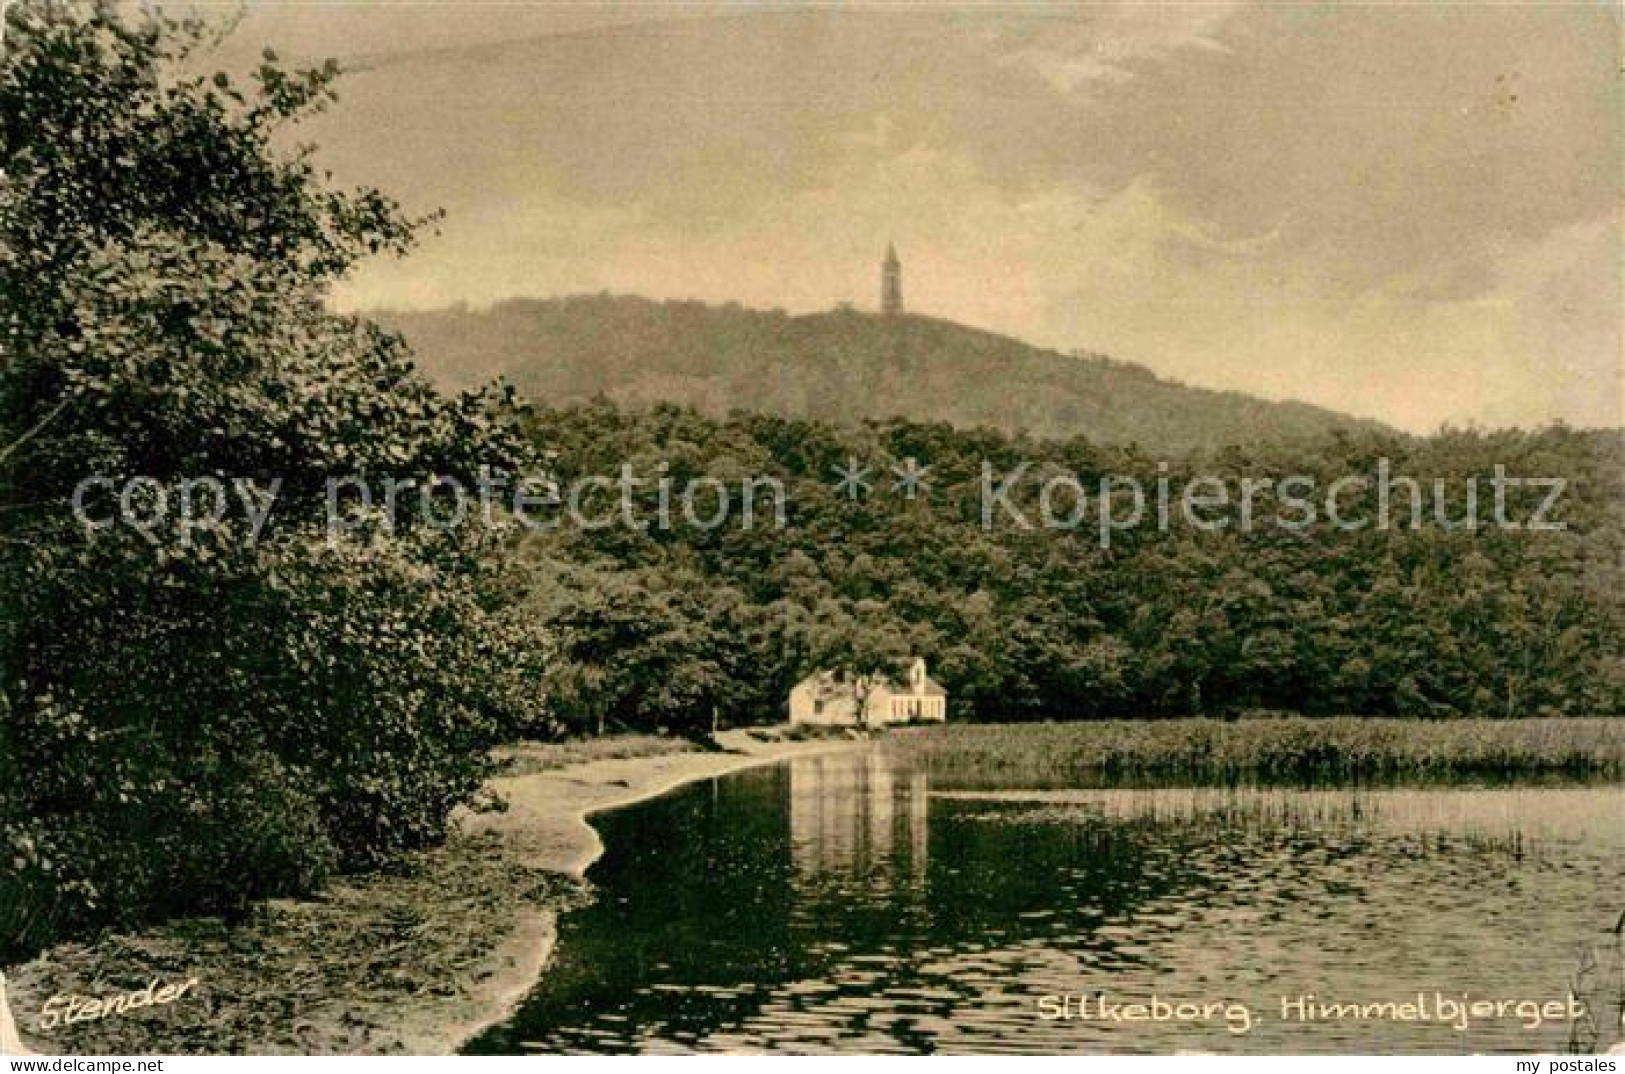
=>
[794,668,947,698]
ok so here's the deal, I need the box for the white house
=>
[788,657,947,727]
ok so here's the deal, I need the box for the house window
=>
[813,696,824,715]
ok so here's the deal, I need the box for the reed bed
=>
[881,717,1625,783]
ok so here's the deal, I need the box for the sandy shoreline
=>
[466,729,858,877]
[439,729,861,1052]
[2,730,859,1056]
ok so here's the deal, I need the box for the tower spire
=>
[881,243,903,317]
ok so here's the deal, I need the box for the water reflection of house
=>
[787,752,930,887]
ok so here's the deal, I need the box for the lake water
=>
[468,748,1624,1055]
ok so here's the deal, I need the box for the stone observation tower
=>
[881,242,903,317]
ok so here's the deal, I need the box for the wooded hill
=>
[517,404,1625,735]
[376,295,1389,454]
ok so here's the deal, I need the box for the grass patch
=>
[881,717,1625,783]
[3,832,582,1055]
[744,724,863,744]
[491,734,698,778]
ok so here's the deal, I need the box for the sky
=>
[200,1,1621,432]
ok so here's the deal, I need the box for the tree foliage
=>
[0,2,548,956]
[519,403,1623,731]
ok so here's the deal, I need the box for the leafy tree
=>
[0,2,547,955]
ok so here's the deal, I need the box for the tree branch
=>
[0,396,69,467]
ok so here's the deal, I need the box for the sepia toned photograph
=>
[1,0,1621,1060]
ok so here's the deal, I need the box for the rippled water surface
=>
[469,749,1623,1054]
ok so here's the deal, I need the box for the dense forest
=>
[377,296,1387,454]
[518,403,1625,734]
